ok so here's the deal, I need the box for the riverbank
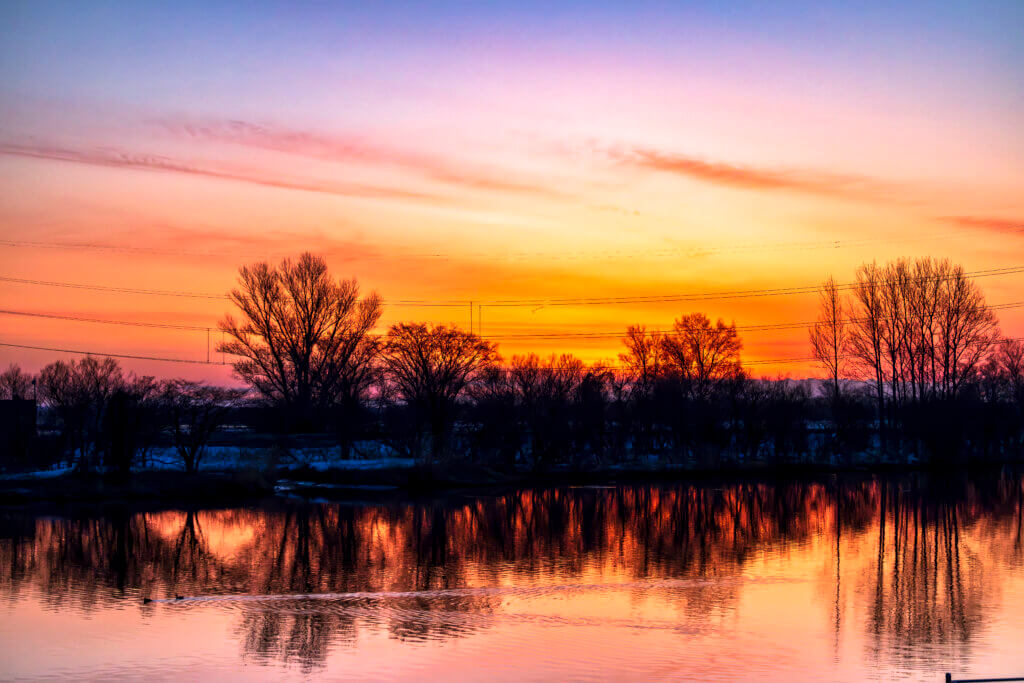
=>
[2,457,1020,508]
[0,470,275,506]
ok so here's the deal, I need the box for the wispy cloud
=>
[944,215,1024,235]
[153,117,564,199]
[0,139,443,202]
[607,146,898,201]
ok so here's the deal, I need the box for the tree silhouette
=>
[0,363,34,400]
[37,356,125,471]
[381,323,499,461]
[160,380,246,472]
[218,252,382,428]
[102,375,160,477]
[660,313,743,398]
[810,276,849,404]
[843,258,1000,461]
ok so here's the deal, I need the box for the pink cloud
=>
[0,139,444,202]
[606,146,900,201]
[154,117,564,198]
[944,215,1024,234]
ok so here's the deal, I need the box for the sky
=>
[1,0,1022,382]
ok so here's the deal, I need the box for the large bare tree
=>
[846,257,1000,457]
[380,323,499,460]
[809,276,849,403]
[849,261,887,440]
[935,261,999,396]
[848,257,998,405]
[218,253,382,418]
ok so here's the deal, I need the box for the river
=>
[2,472,1023,681]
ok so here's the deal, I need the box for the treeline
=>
[809,257,1024,461]
[3,253,1022,473]
[2,359,244,473]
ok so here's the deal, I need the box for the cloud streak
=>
[944,215,1024,235]
[154,117,564,199]
[0,139,443,202]
[607,146,899,201]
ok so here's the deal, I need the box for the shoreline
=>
[2,459,1020,510]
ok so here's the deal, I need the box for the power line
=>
[0,342,213,365]
[3,299,1022,342]
[3,222,1020,262]
[0,309,211,331]
[0,276,469,307]
[480,266,1024,306]
[0,339,815,368]
[0,276,226,300]
[4,336,1019,370]
[488,299,1024,339]
[3,265,1023,308]
[0,307,808,337]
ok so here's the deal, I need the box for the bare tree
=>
[103,375,161,477]
[508,353,587,465]
[849,262,887,442]
[847,257,1001,459]
[809,277,849,403]
[935,262,999,397]
[218,252,382,424]
[996,339,1024,398]
[37,357,125,470]
[850,258,999,403]
[0,363,33,400]
[618,325,663,393]
[380,323,499,460]
[160,380,246,473]
[995,341,1024,444]
[660,313,743,397]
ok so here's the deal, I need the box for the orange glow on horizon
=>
[2,17,1022,382]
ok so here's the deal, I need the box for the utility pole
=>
[469,301,473,334]
[206,328,210,363]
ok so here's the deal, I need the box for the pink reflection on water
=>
[1,476,1023,681]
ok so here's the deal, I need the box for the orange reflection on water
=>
[1,474,1023,681]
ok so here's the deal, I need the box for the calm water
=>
[2,474,1023,681]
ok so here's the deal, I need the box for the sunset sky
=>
[1,0,1022,382]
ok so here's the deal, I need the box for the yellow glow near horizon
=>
[1,4,1022,381]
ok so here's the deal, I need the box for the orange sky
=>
[1,3,1022,383]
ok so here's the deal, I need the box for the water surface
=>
[2,473,1023,681]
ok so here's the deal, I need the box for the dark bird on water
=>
[143,598,152,604]
[175,595,184,600]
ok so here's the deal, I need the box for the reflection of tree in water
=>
[232,503,499,670]
[857,475,1024,667]
[0,507,258,610]
[0,472,1022,671]
[0,511,168,611]
[233,505,360,671]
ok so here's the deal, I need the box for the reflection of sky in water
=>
[1,475,1023,680]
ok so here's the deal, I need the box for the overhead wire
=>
[0,340,817,368]
[2,221,1021,262]
[2,264,1022,307]
[3,261,1021,367]
[0,341,213,365]
[2,300,1022,341]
